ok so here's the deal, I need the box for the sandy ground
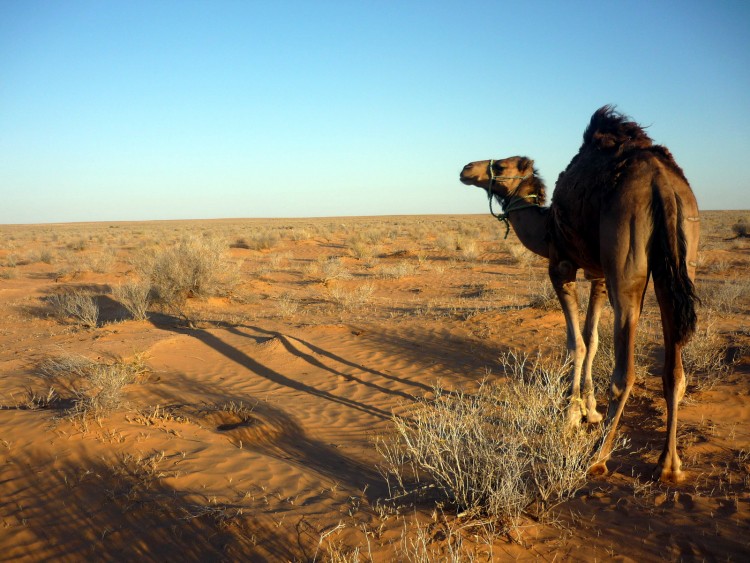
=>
[0,212,748,561]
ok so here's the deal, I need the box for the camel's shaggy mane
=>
[583,105,653,151]
[568,105,689,185]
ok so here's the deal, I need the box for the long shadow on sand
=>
[232,324,433,395]
[143,369,388,499]
[192,328,392,419]
[0,451,313,562]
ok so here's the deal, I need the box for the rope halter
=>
[486,159,539,238]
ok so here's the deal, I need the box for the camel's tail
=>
[650,186,699,344]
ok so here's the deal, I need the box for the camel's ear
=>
[518,157,534,173]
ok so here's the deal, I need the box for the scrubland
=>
[0,212,748,561]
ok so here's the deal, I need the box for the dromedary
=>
[459,106,700,482]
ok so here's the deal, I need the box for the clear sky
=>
[1,0,748,224]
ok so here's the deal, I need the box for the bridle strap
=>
[487,160,538,239]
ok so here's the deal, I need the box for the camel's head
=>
[459,156,535,198]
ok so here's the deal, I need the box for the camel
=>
[459,106,700,482]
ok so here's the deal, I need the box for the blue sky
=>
[1,0,748,223]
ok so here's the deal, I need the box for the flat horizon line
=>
[1,209,746,228]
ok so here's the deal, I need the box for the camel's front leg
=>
[549,260,585,427]
[581,278,608,423]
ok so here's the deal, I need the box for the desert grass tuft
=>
[140,236,239,325]
[682,313,740,393]
[376,351,602,534]
[528,277,558,310]
[46,289,100,328]
[39,352,150,427]
[328,282,376,312]
[112,280,151,321]
[699,278,750,314]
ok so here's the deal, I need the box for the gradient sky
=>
[1,0,748,224]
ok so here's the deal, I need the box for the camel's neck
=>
[507,204,550,258]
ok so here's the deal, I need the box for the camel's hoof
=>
[653,466,686,483]
[586,409,603,424]
[565,407,583,429]
[588,461,609,477]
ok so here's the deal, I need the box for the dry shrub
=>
[141,237,239,325]
[328,282,375,311]
[47,289,99,328]
[731,218,749,238]
[87,250,116,273]
[289,227,312,241]
[700,278,750,314]
[376,352,602,533]
[237,229,280,250]
[506,243,535,267]
[66,238,88,251]
[378,260,415,279]
[346,235,379,261]
[682,314,739,393]
[112,280,151,321]
[529,277,558,310]
[313,256,351,283]
[39,353,149,427]
[39,249,54,264]
[459,240,479,261]
[0,267,17,280]
[276,293,300,317]
[434,234,454,252]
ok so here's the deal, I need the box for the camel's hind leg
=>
[581,278,607,423]
[653,280,687,482]
[590,275,648,475]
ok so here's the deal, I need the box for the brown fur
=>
[460,106,700,482]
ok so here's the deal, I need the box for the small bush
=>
[232,230,280,250]
[39,249,54,264]
[39,353,149,425]
[88,250,116,273]
[0,268,17,280]
[288,228,312,241]
[731,218,749,238]
[377,352,602,533]
[318,256,351,283]
[328,282,375,311]
[459,240,479,261]
[141,237,239,325]
[47,290,99,328]
[434,234,454,252]
[682,314,739,392]
[112,281,151,321]
[347,236,379,261]
[276,293,300,317]
[529,278,558,310]
[507,243,534,267]
[700,278,750,314]
[378,260,415,279]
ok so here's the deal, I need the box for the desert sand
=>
[0,213,748,561]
